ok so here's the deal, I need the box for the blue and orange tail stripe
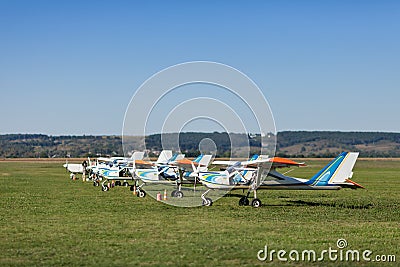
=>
[305,152,348,186]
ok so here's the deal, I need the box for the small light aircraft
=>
[90,156,129,178]
[63,160,84,175]
[134,154,213,198]
[63,158,91,180]
[99,150,181,194]
[199,152,362,207]
[64,155,135,181]
[97,151,145,190]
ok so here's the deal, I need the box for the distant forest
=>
[1,131,400,158]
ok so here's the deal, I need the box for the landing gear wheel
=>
[122,182,129,187]
[93,181,99,187]
[239,196,249,206]
[137,190,146,198]
[175,191,184,198]
[130,185,135,191]
[171,190,178,197]
[115,181,121,186]
[102,185,109,192]
[251,198,262,208]
[202,197,213,206]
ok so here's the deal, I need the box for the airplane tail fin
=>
[239,154,259,180]
[130,151,145,161]
[157,150,173,164]
[250,154,259,161]
[169,153,185,162]
[193,154,203,163]
[191,154,213,171]
[198,155,212,166]
[306,152,362,187]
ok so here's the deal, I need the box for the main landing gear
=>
[171,190,184,198]
[238,191,262,208]
[201,189,213,206]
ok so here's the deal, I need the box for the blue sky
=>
[0,0,399,135]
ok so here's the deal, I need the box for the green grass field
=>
[0,159,399,266]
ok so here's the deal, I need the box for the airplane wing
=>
[213,159,270,168]
[268,157,306,168]
[213,156,305,169]
[97,157,112,162]
[212,160,240,166]
[134,159,154,166]
[174,158,200,167]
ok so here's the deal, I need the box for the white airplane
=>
[97,151,145,190]
[63,161,84,174]
[99,150,180,194]
[63,158,92,180]
[134,154,213,198]
[90,157,128,177]
[199,152,363,207]
[64,155,131,180]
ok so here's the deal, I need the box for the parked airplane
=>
[134,154,213,198]
[63,160,84,174]
[97,151,145,190]
[199,152,362,207]
[100,150,181,194]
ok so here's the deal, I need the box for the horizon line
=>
[2,130,400,137]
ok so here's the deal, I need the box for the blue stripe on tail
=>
[193,154,203,163]
[305,152,348,186]
[250,154,259,161]
[168,153,178,162]
[242,154,259,177]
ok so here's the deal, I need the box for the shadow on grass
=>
[286,200,374,209]
[223,193,374,209]
[223,193,247,198]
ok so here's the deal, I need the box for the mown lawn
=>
[0,159,399,266]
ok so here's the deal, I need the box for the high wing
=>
[134,159,154,167]
[173,155,212,168]
[212,156,305,169]
[260,157,305,168]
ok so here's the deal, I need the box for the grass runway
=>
[0,159,399,266]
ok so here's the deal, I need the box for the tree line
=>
[1,131,400,158]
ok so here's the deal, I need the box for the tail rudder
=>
[168,153,185,163]
[168,153,178,162]
[240,154,259,179]
[329,152,359,184]
[306,152,359,186]
[157,150,173,164]
[198,155,212,166]
[130,151,145,161]
[249,154,259,161]
[175,154,185,161]
[192,154,213,171]
[193,154,203,163]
